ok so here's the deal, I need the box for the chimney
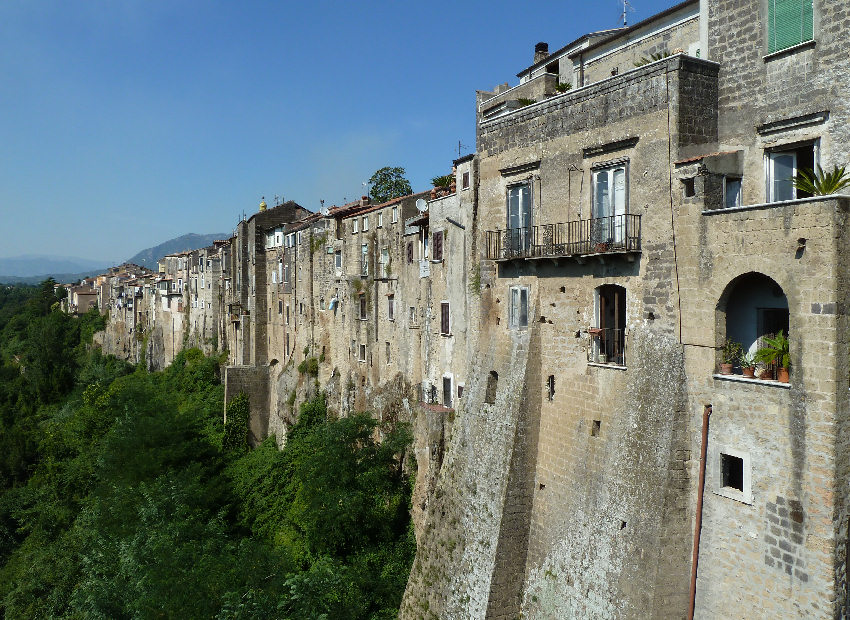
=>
[534,42,549,64]
[360,195,370,207]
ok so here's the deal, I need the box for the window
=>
[278,300,282,315]
[272,271,277,284]
[353,219,359,234]
[359,343,366,362]
[359,295,367,320]
[462,171,470,190]
[509,286,528,329]
[592,163,628,244]
[388,294,394,321]
[724,176,742,209]
[392,206,398,222]
[432,230,444,261]
[682,177,696,198]
[378,212,383,227]
[506,183,532,253]
[592,285,626,365]
[286,304,290,324]
[440,301,450,335]
[766,143,815,202]
[443,376,453,408]
[380,247,389,276]
[457,384,464,399]
[716,447,752,504]
[407,241,414,264]
[362,216,369,231]
[485,371,498,404]
[335,250,342,271]
[278,259,283,282]
[361,243,368,275]
[768,0,813,54]
[547,375,555,401]
[283,264,289,283]
[386,341,390,363]
[409,306,417,326]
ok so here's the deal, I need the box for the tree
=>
[368,167,412,204]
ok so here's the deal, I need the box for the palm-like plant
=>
[431,174,454,189]
[754,330,790,369]
[793,165,850,196]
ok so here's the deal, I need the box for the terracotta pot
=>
[759,368,774,380]
[742,366,755,378]
[719,363,733,375]
[777,367,790,383]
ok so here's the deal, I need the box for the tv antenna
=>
[619,0,635,26]
[319,199,329,217]
[456,140,470,158]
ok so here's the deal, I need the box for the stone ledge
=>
[712,374,790,389]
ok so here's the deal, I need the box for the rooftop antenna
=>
[319,199,329,217]
[457,140,470,158]
[619,0,635,26]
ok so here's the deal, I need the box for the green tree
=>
[368,167,412,204]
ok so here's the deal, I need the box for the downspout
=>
[688,404,712,619]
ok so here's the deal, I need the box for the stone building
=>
[91,0,850,616]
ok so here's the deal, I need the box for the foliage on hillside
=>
[0,281,415,618]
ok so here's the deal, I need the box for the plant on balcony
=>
[556,81,572,93]
[431,174,453,189]
[720,339,743,374]
[740,351,756,378]
[517,98,537,107]
[634,50,671,67]
[792,164,850,196]
[755,330,790,382]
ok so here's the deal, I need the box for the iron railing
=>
[485,214,641,260]
[587,328,627,367]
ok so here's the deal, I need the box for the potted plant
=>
[720,339,743,374]
[755,330,790,383]
[740,351,756,378]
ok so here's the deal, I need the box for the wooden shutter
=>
[769,0,813,53]
[433,231,444,261]
[441,302,450,334]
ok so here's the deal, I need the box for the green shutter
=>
[769,0,814,54]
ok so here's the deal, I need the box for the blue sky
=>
[0,0,678,263]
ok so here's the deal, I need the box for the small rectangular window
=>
[682,177,696,197]
[509,286,529,329]
[335,250,342,270]
[443,376,453,408]
[724,177,742,209]
[767,144,815,202]
[353,219,359,234]
[392,206,398,222]
[388,294,394,321]
[407,241,414,264]
[440,301,450,335]
[432,230,444,261]
[721,453,744,491]
[359,343,366,362]
[409,306,417,326]
[378,212,383,227]
[359,295,367,320]
[278,300,282,315]
[547,375,555,401]
[362,216,369,231]
[457,384,464,399]
[385,341,390,363]
[462,171,470,190]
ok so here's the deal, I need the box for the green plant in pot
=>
[720,339,743,374]
[755,330,790,382]
[740,351,756,378]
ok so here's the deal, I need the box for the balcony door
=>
[592,165,627,244]
[507,183,532,253]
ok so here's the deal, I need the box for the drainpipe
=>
[688,404,711,619]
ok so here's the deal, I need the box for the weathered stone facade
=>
[90,0,850,617]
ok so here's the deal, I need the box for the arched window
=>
[717,272,789,361]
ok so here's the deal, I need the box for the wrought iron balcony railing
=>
[485,214,641,261]
[587,327,627,367]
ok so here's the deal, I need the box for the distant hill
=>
[0,255,109,284]
[125,233,229,270]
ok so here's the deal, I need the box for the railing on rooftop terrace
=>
[485,214,641,261]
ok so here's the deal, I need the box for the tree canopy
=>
[368,167,412,204]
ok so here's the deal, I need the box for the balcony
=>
[586,327,627,367]
[485,214,641,262]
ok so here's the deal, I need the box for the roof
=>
[517,29,623,78]
[567,0,699,59]
[453,153,475,166]
[336,190,432,220]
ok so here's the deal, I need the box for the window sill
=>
[713,487,753,505]
[587,362,627,371]
[440,332,452,338]
[763,39,815,62]
[430,259,443,264]
[712,374,790,388]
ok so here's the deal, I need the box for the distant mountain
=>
[125,233,229,270]
[0,271,102,286]
[0,255,107,279]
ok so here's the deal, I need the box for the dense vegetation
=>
[0,281,415,618]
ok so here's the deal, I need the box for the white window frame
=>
[352,219,359,234]
[509,286,529,330]
[591,162,628,242]
[334,250,342,271]
[387,294,394,321]
[765,141,819,202]
[392,206,398,223]
[359,343,367,362]
[378,212,383,228]
[362,216,369,231]
[713,445,753,505]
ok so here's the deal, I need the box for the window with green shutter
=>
[768,0,813,53]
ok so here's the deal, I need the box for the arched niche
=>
[716,272,789,357]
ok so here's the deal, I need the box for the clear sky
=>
[0,0,679,264]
